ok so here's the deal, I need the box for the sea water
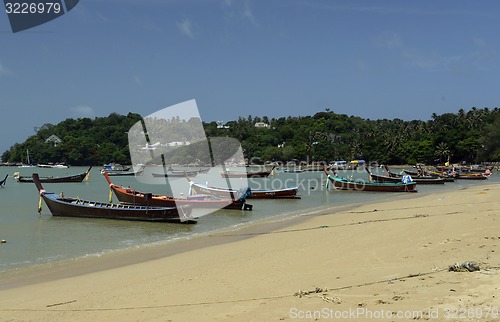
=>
[0,166,497,275]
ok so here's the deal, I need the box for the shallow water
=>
[0,165,497,273]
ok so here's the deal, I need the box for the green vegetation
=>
[2,107,499,166]
[1,113,142,166]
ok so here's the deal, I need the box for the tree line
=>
[2,107,499,166]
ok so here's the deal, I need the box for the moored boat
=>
[324,168,417,192]
[220,166,275,178]
[385,165,456,182]
[152,171,198,178]
[0,174,7,187]
[283,168,305,173]
[102,171,252,210]
[102,166,145,177]
[103,163,131,172]
[187,178,300,199]
[375,166,447,184]
[13,167,92,183]
[33,173,195,223]
[455,173,489,180]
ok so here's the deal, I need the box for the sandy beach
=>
[1,183,499,322]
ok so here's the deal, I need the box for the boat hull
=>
[42,193,193,223]
[188,181,300,199]
[370,173,446,184]
[15,167,92,183]
[220,166,275,178]
[325,169,417,192]
[33,173,195,223]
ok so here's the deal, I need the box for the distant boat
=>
[371,166,447,184]
[37,164,69,169]
[455,173,489,180]
[102,163,131,172]
[32,173,196,224]
[18,150,35,168]
[324,168,417,192]
[14,166,92,183]
[0,174,8,187]
[220,166,275,178]
[102,166,145,177]
[283,168,305,173]
[152,171,199,178]
[151,166,209,178]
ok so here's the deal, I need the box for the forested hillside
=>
[2,108,499,166]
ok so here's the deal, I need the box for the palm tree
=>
[435,142,451,164]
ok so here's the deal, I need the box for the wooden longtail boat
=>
[152,171,199,178]
[369,172,446,184]
[33,173,195,223]
[436,165,493,173]
[102,171,252,210]
[373,167,446,184]
[283,168,305,173]
[102,166,145,177]
[220,166,275,178]
[455,173,488,180]
[14,167,92,183]
[0,174,7,187]
[324,168,417,192]
[386,166,455,182]
[187,178,300,199]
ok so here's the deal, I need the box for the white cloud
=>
[71,105,95,118]
[177,18,195,39]
[243,1,257,26]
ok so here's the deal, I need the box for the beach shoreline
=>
[1,182,499,321]
[0,199,378,290]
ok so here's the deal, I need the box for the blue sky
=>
[1,0,499,155]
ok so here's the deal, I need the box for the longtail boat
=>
[324,168,417,192]
[102,171,252,210]
[101,166,145,177]
[374,166,446,184]
[187,178,300,199]
[33,173,195,223]
[385,165,455,182]
[0,174,7,187]
[152,171,199,178]
[220,166,275,178]
[14,167,93,183]
[455,173,488,180]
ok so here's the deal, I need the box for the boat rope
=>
[7,266,500,312]
[37,189,45,213]
[37,196,43,213]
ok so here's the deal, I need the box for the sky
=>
[1,0,500,155]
